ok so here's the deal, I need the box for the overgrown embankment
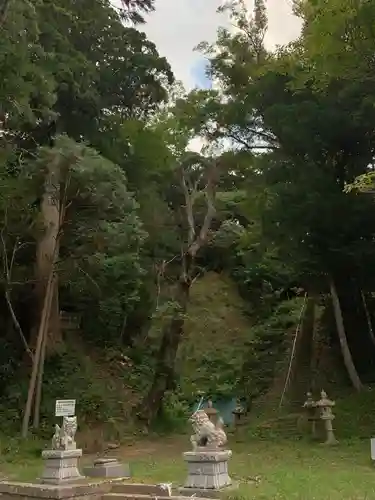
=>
[1,270,361,448]
[0,272,255,441]
[179,272,253,398]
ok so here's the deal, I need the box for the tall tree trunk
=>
[32,320,47,429]
[0,0,11,25]
[330,280,362,391]
[142,279,190,424]
[24,154,71,434]
[33,155,62,353]
[360,289,375,348]
[310,297,320,392]
[22,273,56,437]
[141,155,217,425]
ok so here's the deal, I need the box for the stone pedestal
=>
[41,449,84,484]
[322,418,338,445]
[83,458,130,478]
[0,479,119,500]
[181,449,232,491]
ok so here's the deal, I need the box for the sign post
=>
[55,399,76,417]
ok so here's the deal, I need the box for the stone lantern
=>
[232,399,245,429]
[205,399,218,424]
[316,390,338,445]
[303,392,318,438]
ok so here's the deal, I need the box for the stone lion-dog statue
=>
[189,409,227,450]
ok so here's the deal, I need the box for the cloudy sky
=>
[139,0,302,90]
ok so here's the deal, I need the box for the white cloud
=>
[265,0,302,48]
[137,0,302,90]
[112,0,302,153]
[139,0,226,90]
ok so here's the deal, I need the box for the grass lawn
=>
[1,435,374,499]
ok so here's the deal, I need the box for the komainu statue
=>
[189,410,227,450]
[51,416,77,450]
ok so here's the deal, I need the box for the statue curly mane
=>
[189,410,227,450]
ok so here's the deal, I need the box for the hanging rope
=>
[279,293,308,408]
[193,395,204,415]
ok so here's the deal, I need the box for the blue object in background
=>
[191,398,237,425]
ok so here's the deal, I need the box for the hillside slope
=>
[1,272,253,441]
[178,271,252,399]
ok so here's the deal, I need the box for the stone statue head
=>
[190,409,209,426]
[63,416,77,436]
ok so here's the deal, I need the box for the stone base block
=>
[0,479,119,500]
[179,483,239,499]
[41,448,84,484]
[111,483,172,496]
[83,458,130,478]
[182,449,232,490]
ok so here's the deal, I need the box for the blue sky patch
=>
[190,59,212,89]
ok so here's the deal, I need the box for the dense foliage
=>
[2,0,375,435]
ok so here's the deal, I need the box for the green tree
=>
[297,0,375,85]
[1,0,174,354]
[0,0,178,433]
[140,150,219,423]
[196,0,375,391]
[20,134,146,436]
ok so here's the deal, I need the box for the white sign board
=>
[371,438,375,460]
[55,399,76,417]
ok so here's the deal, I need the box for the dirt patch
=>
[112,436,186,460]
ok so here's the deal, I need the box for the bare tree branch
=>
[180,165,197,246]
[0,0,11,26]
[0,227,33,360]
[154,254,180,309]
[188,159,217,258]
[225,131,278,150]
